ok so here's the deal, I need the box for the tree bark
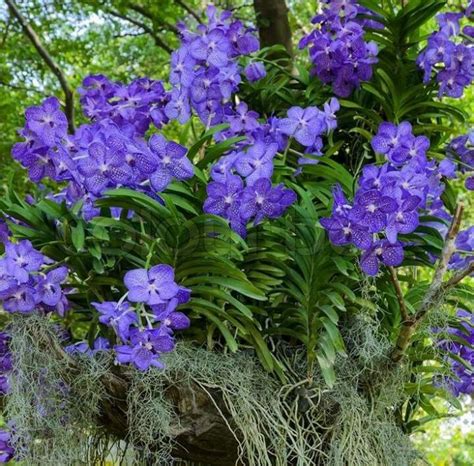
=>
[253,0,293,59]
[98,370,241,464]
[4,0,75,133]
[43,329,241,465]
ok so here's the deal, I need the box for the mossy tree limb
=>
[391,203,468,363]
[40,324,242,464]
[6,314,417,465]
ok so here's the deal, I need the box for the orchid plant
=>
[0,0,473,463]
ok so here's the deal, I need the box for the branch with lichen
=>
[388,266,409,323]
[391,203,469,363]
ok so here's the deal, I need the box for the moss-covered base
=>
[5,314,418,465]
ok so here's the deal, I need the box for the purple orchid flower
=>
[37,266,68,307]
[321,98,340,133]
[235,141,278,185]
[244,62,266,82]
[77,138,132,195]
[360,240,404,276]
[320,215,372,249]
[385,195,421,243]
[371,122,414,159]
[228,102,260,134]
[0,283,38,313]
[124,265,181,306]
[94,301,138,341]
[350,190,398,233]
[152,300,191,332]
[390,135,430,165]
[0,430,14,463]
[210,151,239,182]
[148,134,194,192]
[114,327,175,371]
[203,175,243,222]
[4,240,44,283]
[240,178,296,225]
[278,106,324,147]
[25,96,68,146]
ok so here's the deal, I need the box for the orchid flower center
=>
[15,256,27,267]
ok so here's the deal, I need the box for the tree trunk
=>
[253,0,293,59]
[99,370,241,465]
[10,317,242,465]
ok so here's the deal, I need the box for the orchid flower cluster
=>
[113,264,190,370]
[12,88,193,221]
[203,99,339,237]
[417,8,474,98]
[79,75,170,137]
[167,5,262,125]
[0,240,69,315]
[0,334,15,462]
[437,309,474,396]
[299,0,379,97]
[67,265,191,371]
[321,121,451,276]
[0,239,191,373]
[447,131,474,191]
[4,5,305,370]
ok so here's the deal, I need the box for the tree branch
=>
[126,3,180,35]
[113,31,147,39]
[4,0,75,132]
[107,9,172,54]
[414,203,464,322]
[388,267,409,323]
[443,261,474,289]
[0,79,45,94]
[391,203,466,363]
[175,0,203,24]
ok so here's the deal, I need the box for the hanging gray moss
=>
[5,314,420,465]
[5,314,117,465]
